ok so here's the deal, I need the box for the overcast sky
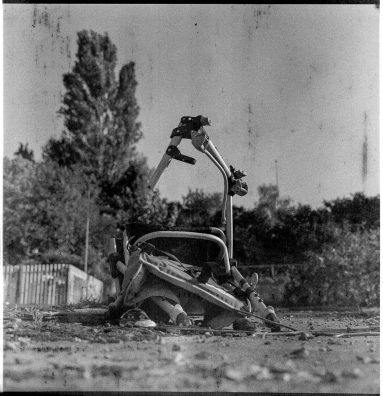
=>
[3,4,379,208]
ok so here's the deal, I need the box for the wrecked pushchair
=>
[106,115,281,331]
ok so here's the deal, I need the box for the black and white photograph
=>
[2,3,380,393]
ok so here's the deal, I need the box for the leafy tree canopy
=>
[324,192,379,230]
[175,188,222,227]
[14,143,34,162]
[43,30,142,182]
[42,30,171,225]
[3,157,114,278]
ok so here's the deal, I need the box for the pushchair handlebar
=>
[148,116,207,190]
[148,115,247,259]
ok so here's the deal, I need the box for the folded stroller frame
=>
[106,115,281,331]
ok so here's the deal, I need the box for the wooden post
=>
[16,266,21,305]
[66,265,71,305]
[40,264,46,305]
[43,265,49,306]
[47,264,52,306]
[52,264,57,306]
[4,266,9,303]
[23,265,28,305]
[19,265,26,305]
[84,185,90,301]
[36,264,41,305]
[30,264,35,305]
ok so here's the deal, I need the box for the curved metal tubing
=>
[206,140,231,177]
[134,231,231,274]
[203,149,228,226]
[147,123,236,259]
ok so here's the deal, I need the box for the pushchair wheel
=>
[232,317,257,331]
[175,312,192,327]
[264,310,281,332]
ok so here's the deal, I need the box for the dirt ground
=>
[3,305,380,393]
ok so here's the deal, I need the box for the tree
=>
[324,192,380,230]
[14,143,34,162]
[3,157,114,278]
[255,184,294,229]
[3,157,37,263]
[98,154,180,227]
[284,226,379,307]
[43,30,141,181]
[175,189,222,227]
[42,30,169,225]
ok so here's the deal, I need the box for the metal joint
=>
[228,166,248,197]
[191,128,210,152]
[166,145,196,165]
[170,125,193,139]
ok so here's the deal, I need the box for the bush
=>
[38,251,83,267]
[284,226,379,307]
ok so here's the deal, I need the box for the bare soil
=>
[3,306,380,393]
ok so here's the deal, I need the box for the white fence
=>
[3,264,104,306]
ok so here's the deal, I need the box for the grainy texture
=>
[3,306,379,392]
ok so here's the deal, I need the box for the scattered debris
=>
[172,344,181,351]
[298,332,313,340]
[327,339,342,345]
[195,351,209,360]
[357,355,372,363]
[296,370,320,383]
[174,352,187,366]
[269,359,297,374]
[356,355,379,364]
[224,367,248,381]
[320,370,341,383]
[226,364,274,381]
[134,319,157,328]
[4,341,19,352]
[318,346,331,352]
[342,368,362,379]
[335,332,380,338]
[249,365,273,380]
[289,346,310,358]
[18,337,31,347]
[3,306,379,392]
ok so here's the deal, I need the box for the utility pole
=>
[274,160,279,194]
[362,112,368,193]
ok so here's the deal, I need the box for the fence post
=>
[3,266,9,303]
[66,265,72,305]
[36,264,41,305]
[18,265,25,305]
[64,264,69,305]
